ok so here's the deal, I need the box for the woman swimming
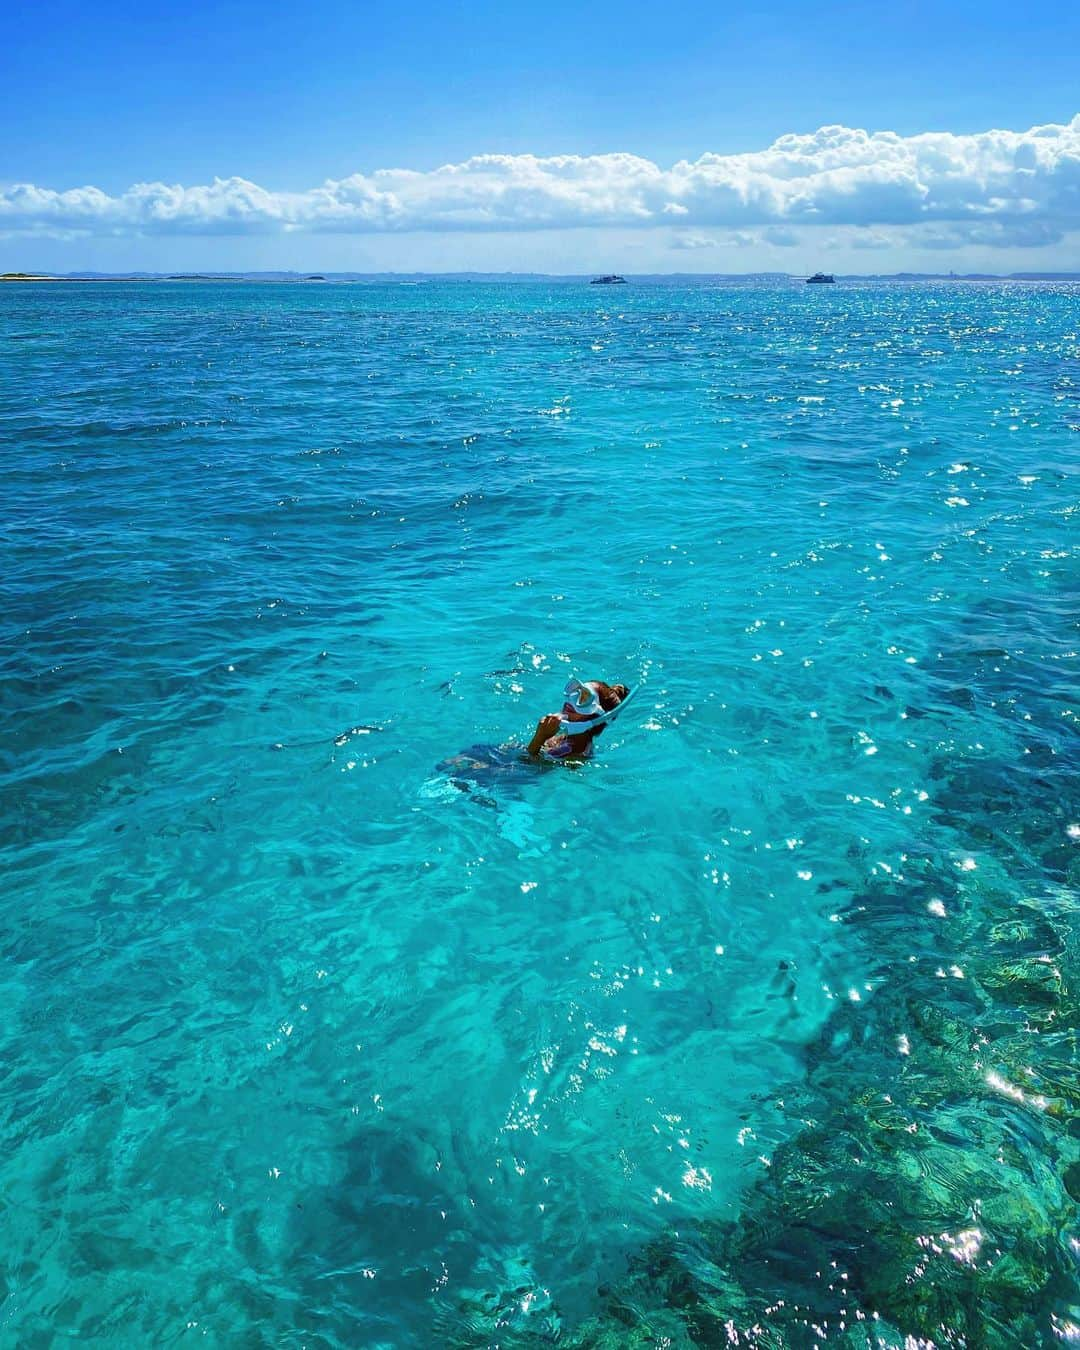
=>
[526,677,632,762]
[433,676,635,796]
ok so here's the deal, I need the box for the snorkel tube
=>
[558,684,639,738]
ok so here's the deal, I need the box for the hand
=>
[527,712,563,755]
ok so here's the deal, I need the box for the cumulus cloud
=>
[850,230,896,250]
[760,226,801,247]
[916,220,1066,249]
[2,116,1078,244]
[670,232,717,249]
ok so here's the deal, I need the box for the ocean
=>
[2,278,1077,1346]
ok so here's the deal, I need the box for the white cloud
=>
[3,116,1078,244]
[760,226,800,247]
[916,220,1066,249]
[670,232,717,250]
[849,229,897,250]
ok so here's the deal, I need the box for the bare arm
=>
[527,713,562,756]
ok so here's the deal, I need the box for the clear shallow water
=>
[1,279,1077,1346]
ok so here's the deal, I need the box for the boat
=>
[590,274,627,285]
[806,272,835,284]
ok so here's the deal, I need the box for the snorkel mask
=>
[558,678,638,737]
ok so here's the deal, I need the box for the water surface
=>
[1,279,1077,1346]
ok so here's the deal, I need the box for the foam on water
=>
[1,279,1077,1345]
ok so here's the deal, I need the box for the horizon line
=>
[5,269,1080,283]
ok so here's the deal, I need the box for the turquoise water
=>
[2,279,1077,1346]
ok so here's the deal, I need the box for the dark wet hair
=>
[586,681,629,739]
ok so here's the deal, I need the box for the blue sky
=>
[3,0,1079,272]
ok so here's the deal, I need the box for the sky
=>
[2,0,1079,274]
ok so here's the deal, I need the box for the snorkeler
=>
[526,677,634,761]
[432,676,636,799]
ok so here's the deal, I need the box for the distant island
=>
[4,270,1080,285]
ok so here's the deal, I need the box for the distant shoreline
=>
[4,271,1080,284]
[1,274,153,283]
